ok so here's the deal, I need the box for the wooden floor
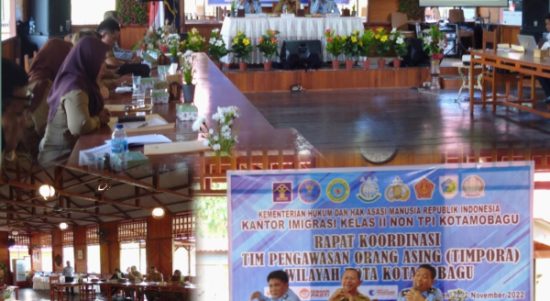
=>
[246,88,550,168]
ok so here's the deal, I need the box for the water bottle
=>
[111,123,128,170]
[29,17,36,34]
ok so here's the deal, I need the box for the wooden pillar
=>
[147,214,173,280]
[73,225,87,274]
[52,229,63,272]
[179,0,186,33]
[0,231,10,285]
[99,221,119,277]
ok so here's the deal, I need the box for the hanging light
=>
[38,184,56,200]
[152,207,165,219]
[59,222,68,230]
[11,230,19,236]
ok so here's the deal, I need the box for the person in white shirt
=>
[310,0,340,15]
[62,261,75,294]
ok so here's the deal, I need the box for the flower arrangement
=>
[231,31,253,61]
[324,28,344,59]
[192,106,240,156]
[257,29,279,60]
[164,33,181,56]
[422,25,445,59]
[207,28,229,61]
[448,288,468,301]
[343,30,362,59]
[183,28,206,52]
[373,27,390,56]
[180,53,194,85]
[360,29,375,57]
[389,28,408,58]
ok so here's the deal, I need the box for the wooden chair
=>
[480,29,516,111]
[78,282,97,301]
[49,275,68,301]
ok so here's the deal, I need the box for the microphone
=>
[400,289,410,297]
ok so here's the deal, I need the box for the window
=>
[86,225,101,274]
[173,243,196,276]
[1,0,15,40]
[87,245,101,274]
[120,242,147,274]
[63,247,75,268]
[41,247,53,272]
[9,245,30,273]
[173,212,196,276]
[71,0,116,25]
[119,220,147,274]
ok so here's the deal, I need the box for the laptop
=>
[517,34,538,52]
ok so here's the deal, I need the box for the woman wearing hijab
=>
[25,39,73,155]
[38,36,111,166]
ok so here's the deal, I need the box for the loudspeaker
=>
[402,37,429,67]
[280,40,323,70]
[30,0,71,37]
[521,0,548,41]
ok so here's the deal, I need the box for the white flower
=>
[212,28,220,34]
[209,128,214,135]
[396,36,404,45]
[215,39,224,47]
[212,134,219,141]
[212,143,221,151]
[202,139,210,146]
[212,112,221,121]
[391,28,397,34]
[192,116,205,131]
[209,38,216,45]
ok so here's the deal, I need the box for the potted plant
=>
[183,27,205,52]
[422,25,445,89]
[181,54,195,103]
[343,30,362,70]
[192,106,240,157]
[324,28,344,69]
[389,28,408,68]
[360,29,375,69]
[373,27,390,68]
[165,33,181,63]
[207,28,229,68]
[257,29,279,71]
[231,31,253,71]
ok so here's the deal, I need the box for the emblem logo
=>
[357,176,382,203]
[384,176,410,202]
[439,175,459,199]
[414,177,435,200]
[462,175,485,198]
[298,179,321,204]
[272,182,292,203]
[326,178,350,203]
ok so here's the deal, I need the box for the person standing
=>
[62,261,75,295]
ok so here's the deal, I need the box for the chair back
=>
[448,9,465,24]
[391,12,408,30]
[482,29,498,52]
[49,275,60,284]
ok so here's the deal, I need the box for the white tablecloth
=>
[220,15,364,64]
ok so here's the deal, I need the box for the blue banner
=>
[229,163,533,301]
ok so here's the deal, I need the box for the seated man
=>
[127,266,143,282]
[239,0,262,14]
[250,270,300,301]
[398,264,443,301]
[310,0,340,15]
[97,18,149,77]
[328,268,370,301]
[274,0,298,14]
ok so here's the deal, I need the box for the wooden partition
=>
[146,215,174,280]
[120,25,148,50]
[99,221,120,277]
[73,226,87,274]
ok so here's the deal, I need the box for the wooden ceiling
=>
[0,158,193,233]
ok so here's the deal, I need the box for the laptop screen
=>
[517,34,538,51]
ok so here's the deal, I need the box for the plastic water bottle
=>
[111,123,128,170]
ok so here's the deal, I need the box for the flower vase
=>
[239,61,247,71]
[345,59,354,70]
[362,58,370,70]
[377,58,386,69]
[430,58,441,90]
[332,59,340,70]
[393,58,401,68]
[182,84,195,103]
[263,60,272,71]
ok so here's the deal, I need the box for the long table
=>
[469,49,550,118]
[100,281,192,301]
[220,16,364,64]
[66,53,316,193]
